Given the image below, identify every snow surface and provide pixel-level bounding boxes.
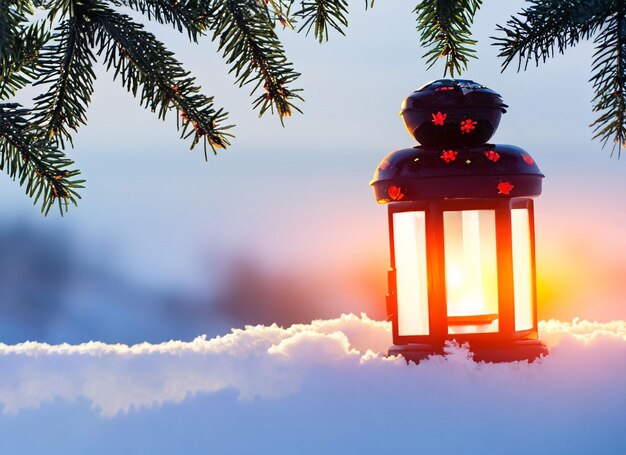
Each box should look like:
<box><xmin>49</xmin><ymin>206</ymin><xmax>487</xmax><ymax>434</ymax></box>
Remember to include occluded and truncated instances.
<box><xmin>0</xmin><ymin>314</ymin><xmax>624</xmax><ymax>454</ymax></box>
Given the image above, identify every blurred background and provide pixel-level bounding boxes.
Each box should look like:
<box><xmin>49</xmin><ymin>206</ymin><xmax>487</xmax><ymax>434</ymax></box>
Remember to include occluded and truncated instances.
<box><xmin>1</xmin><ymin>1</ymin><xmax>625</xmax><ymax>344</ymax></box>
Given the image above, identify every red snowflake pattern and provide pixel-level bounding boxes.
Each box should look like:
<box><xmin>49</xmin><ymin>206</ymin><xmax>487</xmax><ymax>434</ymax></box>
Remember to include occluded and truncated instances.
<box><xmin>497</xmin><ymin>181</ymin><xmax>514</xmax><ymax>195</ymax></box>
<box><xmin>521</xmin><ymin>153</ymin><xmax>535</xmax><ymax>165</ymax></box>
<box><xmin>431</xmin><ymin>112</ymin><xmax>447</xmax><ymax>126</ymax></box>
<box><xmin>436</xmin><ymin>86</ymin><xmax>454</xmax><ymax>91</ymax></box>
<box><xmin>484</xmin><ymin>150</ymin><xmax>500</xmax><ymax>162</ymax></box>
<box><xmin>387</xmin><ymin>185</ymin><xmax>405</xmax><ymax>201</ymax></box>
<box><xmin>440</xmin><ymin>150</ymin><xmax>458</xmax><ymax>163</ymax></box>
<box><xmin>460</xmin><ymin>119</ymin><xmax>477</xmax><ymax>134</ymax></box>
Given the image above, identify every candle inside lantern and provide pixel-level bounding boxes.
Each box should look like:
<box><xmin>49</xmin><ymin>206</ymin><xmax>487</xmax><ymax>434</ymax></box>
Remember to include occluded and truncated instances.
<box><xmin>444</xmin><ymin>210</ymin><xmax>499</xmax><ymax>334</ymax></box>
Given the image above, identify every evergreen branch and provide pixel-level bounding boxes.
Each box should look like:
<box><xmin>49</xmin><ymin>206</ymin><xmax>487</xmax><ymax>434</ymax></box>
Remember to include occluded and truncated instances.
<box><xmin>0</xmin><ymin>0</ymin><xmax>32</xmax><ymax>60</ymax></box>
<box><xmin>264</xmin><ymin>0</ymin><xmax>295</xmax><ymax>29</ymax></box>
<box><xmin>296</xmin><ymin>0</ymin><xmax>348</xmax><ymax>43</ymax></box>
<box><xmin>0</xmin><ymin>0</ymin><xmax>47</xmax><ymax>99</ymax></box>
<box><xmin>0</xmin><ymin>103</ymin><xmax>83</xmax><ymax>215</ymax></box>
<box><xmin>590</xmin><ymin>5</ymin><xmax>626</xmax><ymax>157</ymax></box>
<box><xmin>414</xmin><ymin>0</ymin><xmax>482</xmax><ymax>77</ymax></box>
<box><xmin>493</xmin><ymin>0</ymin><xmax>607</xmax><ymax>72</ymax></box>
<box><xmin>32</xmin><ymin>17</ymin><xmax>96</xmax><ymax>147</ymax></box>
<box><xmin>208</xmin><ymin>0</ymin><xmax>302</xmax><ymax>121</ymax></box>
<box><xmin>0</xmin><ymin>22</ymin><xmax>49</xmax><ymax>100</ymax></box>
<box><xmin>119</xmin><ymin>0</ymin><xmax>208</xmax><ymax>42</ymax></box>
<box><xmin>91</xmin><ymin>2</ymin><xmax>232</xmax><ymax>156</ymax></box>
<box><xmin>0</xmin><ymin>1</ymin><xmax>11</xmax><ymax>59</ymax></box>
<box><xmin>494</xmin><ymin>0</ymin><xmax>626</xmax><ymax>155</ymax></box>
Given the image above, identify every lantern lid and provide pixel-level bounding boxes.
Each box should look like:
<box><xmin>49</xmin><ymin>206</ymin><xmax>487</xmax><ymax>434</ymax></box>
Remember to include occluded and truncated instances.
<box><xmin>400</xmin><ymin>79</ymin><xmax>508</xmax><ymax>147</ymax></box>
<box><xmin>370</xmin><ymin>144</ymin><xmax>543</xmax><ymax>202</ymax></box>
<box><xmin>401</xmin><ymin>79</ymin><xmax>508</xmax><ymax>111</ymax></box>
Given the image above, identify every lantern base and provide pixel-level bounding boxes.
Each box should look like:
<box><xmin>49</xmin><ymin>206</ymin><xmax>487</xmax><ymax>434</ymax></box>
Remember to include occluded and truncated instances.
<box><xmin>389</xmin><ymin>339</ymin><xmax>548</xmax><ymax>364</ymax></box>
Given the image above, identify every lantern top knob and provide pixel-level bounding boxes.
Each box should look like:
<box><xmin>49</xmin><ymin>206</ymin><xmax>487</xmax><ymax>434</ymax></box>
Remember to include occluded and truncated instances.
<box><xmin>400</xmin><ymin>79</ymin><xmax>507</xmax><ymax>147</ymax></box>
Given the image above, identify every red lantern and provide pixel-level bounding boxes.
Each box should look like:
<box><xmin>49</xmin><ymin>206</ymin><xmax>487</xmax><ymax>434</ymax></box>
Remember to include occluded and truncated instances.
<box><xmin>371</xmin><ymin>80</ymin><xmax>548</xmax><ymax>363</ymax></box>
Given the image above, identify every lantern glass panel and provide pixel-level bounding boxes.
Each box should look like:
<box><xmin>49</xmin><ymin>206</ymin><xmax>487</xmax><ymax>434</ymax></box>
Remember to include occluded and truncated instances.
<box><xmin>444</xmin><ymin>210</ymin><xmax>499</xmax><ymax>334</ymax></box>
<box><xmin>393</xmin><ymin>211</ymin><xmax>429</xmax><ymax>336</ymax></box>
<box><xmin>512</xmin><ymin>208</ymin><xmax>534</xmax><ymax>331</ymax></box>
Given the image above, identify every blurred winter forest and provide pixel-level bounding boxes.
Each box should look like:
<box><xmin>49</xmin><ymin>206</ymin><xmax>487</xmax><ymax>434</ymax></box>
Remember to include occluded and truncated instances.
<box><xmin>0</xmin><ymin>220</ymin><xmax>386</xmax><ymax>344</ymax></box>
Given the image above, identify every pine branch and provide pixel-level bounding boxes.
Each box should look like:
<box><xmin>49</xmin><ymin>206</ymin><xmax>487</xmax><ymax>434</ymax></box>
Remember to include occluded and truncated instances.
<box><xmin>0</xmin><ymin>103</ymin><xmax>83</xmax><ymax>215</ymax></box>
<box><xmin>0</xmin><ymin>0</ymin><xmax>31</xmax><ymax>60</ymax></box>
<box><xmin>208</xmin><ymin>0</ymin><xmax>302</xmax><ymax>120</ymax></box>
<box><xmin>0</xmin><ymin>0</ymin><xmax>48</xmax><ymax>100</ymax></box>
<box><xmin>296</xmin><ymin>0</ymin><xmax>348</xmax><ymax>43</ymax></box>
<box><xmin>32</xmin><ymin>17</ymin><xmax>97</xmax><ymax>147</ymax></box>
<box><xmin>0</xmin><ymin>2</ymin><xmax>10</xmax><ymax>58</ymax></box>
<box><xmin>493</xmin><ymin>0</ymin><xmax>607</xmax><ymax>72</ymax></box>
<box><xmin>119</xmin><ymin>0</ymin><xmax>208</xmax><ymax>42</ymax></box>
<box><xmin>264</xmin><ymin>0</ymin><xmax>295</xmax><ymax>29</ymax></box>
<box><xmin>0</xmin><ymin>22</ymin><xmax>49</xmax><ymax>100</ymax></box>
<box><xmin>414</xmin><ymin>0</ymin><xmax>482</xmax><ymax>77</ymax></box>
<box><xmin>590</xmin><ymin>5</ymin><xmax>626</xmax><ymax>157</ymax></box>
<box><xmin>493</xmin><ymin>0</ymin><xmax>626</xmax><ymax>156</ymax></box>
<box><xmin>90</xmin><ymin>2</ymin><xmax>232</xmax><ymax>156</ymax></box>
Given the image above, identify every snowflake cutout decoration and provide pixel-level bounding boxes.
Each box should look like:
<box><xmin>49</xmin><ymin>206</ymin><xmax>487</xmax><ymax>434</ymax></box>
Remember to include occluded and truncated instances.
<box><xmin>440</xmin><ymin>150</ymin><xmax>458</xmax><ymax>163</ymax></box>
<box><xmin>387</xmin><ymin>185</ymin><xmax>405</xmax><ymax>201</ymax></box>
<box><xmin>431</xmin><ymin>112</ymin><xmax>447</xmax><ymax>126</ymax></box>
<box><xmin>497</xmin><ymin>181</ymin><xmax>514</xmax><ymax>195</ymax></box>
<box><xmin>484</xmin><ymin>150</ymin><xmax>500</xmax><ymax>162</ymax></box>
<box><xmin>460</xmin><ymin>119</ymin><xmax>477</xmax><ymax>134</ymax></box>
<box><xmin>521</xmin><ymin>153</ymin><xmax>535</xmax><ymax>165</ymax></box>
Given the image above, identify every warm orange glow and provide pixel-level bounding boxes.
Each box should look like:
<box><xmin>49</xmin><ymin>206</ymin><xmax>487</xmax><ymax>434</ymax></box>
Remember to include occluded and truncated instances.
<box><xmin>444</xmin><ymin>210</ymin><xmax>499</xmax><ymax>334</ymax></box>
<box><xmin>393</xmin><ymin>211</ymin><xmax>429</xmax><ymax>336</ymax></box>
<box><xmin>535</xmin><ymin>232</ymin><xmax>626</xmax><ymax>322</ymax></box>
<box><xmin>511</xmin><ymin>208</ymin><xmax>534</xmax><ymax>331</ymax></box>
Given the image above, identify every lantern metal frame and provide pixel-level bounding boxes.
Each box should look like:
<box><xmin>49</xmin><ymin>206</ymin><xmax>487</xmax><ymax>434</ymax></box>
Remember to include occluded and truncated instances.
<box><xmin>386</xmin><ymin>197</ymin><xmax>539</xmax><ymax>347</ymax></box>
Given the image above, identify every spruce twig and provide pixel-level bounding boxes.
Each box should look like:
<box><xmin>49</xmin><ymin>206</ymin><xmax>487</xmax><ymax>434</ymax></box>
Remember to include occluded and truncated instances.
<box><xmin>590</xmin><ymin>7</ymin><xmax>626</xmax><ymax>157</ymax></box>
<box><xmin>296</xmin><ymin>0</ymin><xmax>349</xmax><ymax>43</ymax></box>
<box><xmin>0</xmin><ymin>22</ymin><xmax>48</xmax><ymax>100</ymax></box>
<box><xmin>92</xmin><ymin>2</ymin><xmax>233</xmax><ymax>156</ymax></box>
<box><xmin>208</xmin><ymin>0</ymin><xmax>302</xmax><ymax>121</ymax></box>
<box><xmin>120</xmin><ymin>0</ymin><xmax>208</xmax><ymax>42</ymax></box>
<box><xmin>32</xmin><ymin>17</ymin><xmax>97</xmax><ymax>148</ymax></box>
<box><xmin>493</xmin><ymin>0</ymin><xmax>625</xmax><ymax>156</ymax></box>
<box><xmin>0</xmin><ymin>103</ymin><xmax>83</xmax><ymax>215</ymax></box>
<box><xmin>414</xmin><ymin>0</ymin><xmax>482</xmax><ymax>78</ymax></box>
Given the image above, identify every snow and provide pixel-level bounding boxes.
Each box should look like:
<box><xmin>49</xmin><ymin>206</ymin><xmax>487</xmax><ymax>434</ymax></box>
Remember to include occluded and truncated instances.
<box><xmin>0</xmin><ymin>314</ymin><xmax>624</xmax><ymax>454</ymax></box>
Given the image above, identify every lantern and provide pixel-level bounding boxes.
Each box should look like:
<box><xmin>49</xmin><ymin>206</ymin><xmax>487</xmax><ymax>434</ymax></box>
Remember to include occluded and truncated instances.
<box><xmin>370</xmin><ymin>79</ymin><xmax>548</xmax><ymax>363</ymax></box>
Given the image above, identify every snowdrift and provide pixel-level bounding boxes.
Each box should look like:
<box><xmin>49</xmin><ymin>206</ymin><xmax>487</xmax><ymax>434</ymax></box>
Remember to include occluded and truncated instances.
<box><xmin>0</xmin><ymin>315</ymin><xmax>624</xmax><ymax>454</ymax></box>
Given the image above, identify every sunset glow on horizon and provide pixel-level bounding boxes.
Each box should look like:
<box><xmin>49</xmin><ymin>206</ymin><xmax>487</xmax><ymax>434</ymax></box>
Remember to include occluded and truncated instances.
<box><xmin>264</xmin><ymin>193</ymin><xmax>626</xmax><ymax>329</ymax></box>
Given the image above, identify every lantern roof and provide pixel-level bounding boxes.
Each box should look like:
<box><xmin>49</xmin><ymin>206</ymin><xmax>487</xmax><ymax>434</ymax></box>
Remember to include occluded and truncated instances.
<box><xmin>370</xmin><ymin>144</ymin><xmax>543</xmax><ymax>203</ymax></box>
